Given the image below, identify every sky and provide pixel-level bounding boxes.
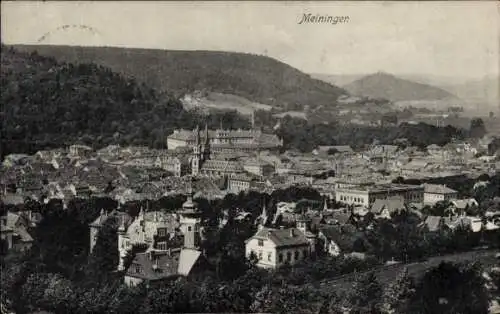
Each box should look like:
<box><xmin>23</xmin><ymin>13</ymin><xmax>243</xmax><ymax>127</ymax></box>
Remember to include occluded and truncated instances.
<box><xmin>2</xmin><ymin>1</ymin><xmax>499</xmax><ymax>80</ymax></box>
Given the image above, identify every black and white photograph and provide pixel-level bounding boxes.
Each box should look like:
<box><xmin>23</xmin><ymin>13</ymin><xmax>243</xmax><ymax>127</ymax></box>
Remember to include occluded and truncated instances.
<box><xmin>1</xmin><ymin>1</ymin><xmax>499</xmax><ymax>313</ymax></box>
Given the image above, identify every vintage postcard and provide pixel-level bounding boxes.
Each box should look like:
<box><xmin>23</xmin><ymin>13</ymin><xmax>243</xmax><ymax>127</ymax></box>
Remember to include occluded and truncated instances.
<box><xmin>1</xmin><ymin>1</ymin><xmax>499</xmax><ymax>313</ymax></box>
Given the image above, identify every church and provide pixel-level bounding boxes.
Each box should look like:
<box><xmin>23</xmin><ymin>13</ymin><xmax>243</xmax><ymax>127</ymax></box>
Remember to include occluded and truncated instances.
<box><xmin>188</xmin><ymin>124</ymin><xmax>281</xmax><ymax>178</ymax></box>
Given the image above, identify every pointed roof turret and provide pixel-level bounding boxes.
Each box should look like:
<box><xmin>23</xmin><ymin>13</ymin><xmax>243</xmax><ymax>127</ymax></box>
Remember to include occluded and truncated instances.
<box><xmin>118</xmin><ymin>216</ymin><xmax>126</xmax><ymax>232</ymax></box>
<box><xmin>261</xmin><ymin>198</ymin><xmax>267</xmax><ymax>219</ymax></box>
<box><xmin>204</xmin><ymin>123</ymin><xmax>209</xmax><ymax>145</ymax></box>
<box><xmin>194</xmin><ymin>125</ymin><xmax>200</xmax><ymax>145</ymax></box>
<box><xmin>181</xmin><ymin>176</ymin><xmax>199</xmax><ymax>214</ymax></box>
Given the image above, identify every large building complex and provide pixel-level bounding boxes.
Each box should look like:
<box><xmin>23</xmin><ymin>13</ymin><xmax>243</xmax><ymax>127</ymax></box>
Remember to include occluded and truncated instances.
<box><xmin>335</xmin><ymin>183</ymin><xmax>424</xmax><ymax>207</ymax></box>
<box><xmin>167</xmin><ymin>127</ymin><xmax>283</xmax><ymax>153</ymax></box>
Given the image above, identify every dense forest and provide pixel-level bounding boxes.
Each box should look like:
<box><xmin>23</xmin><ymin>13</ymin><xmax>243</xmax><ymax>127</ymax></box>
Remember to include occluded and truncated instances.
<box><xmin>1</xmin><ymin>45</ymin><xmax>468</xmax><ymax>158</ymax></box>
<box><xmin>0</xmin><ymin>46</ymin><xmax>251</xmax><ymax>157</ymax></box>
<box><xmin>10</xmin><ymin>44</ymin><xmax>347</xmax><ymax>111</ymax></box>
<box><xmin>275</xmin><ymin>116</ymin><xmax>465</xmax><ymax>151</ymax></box>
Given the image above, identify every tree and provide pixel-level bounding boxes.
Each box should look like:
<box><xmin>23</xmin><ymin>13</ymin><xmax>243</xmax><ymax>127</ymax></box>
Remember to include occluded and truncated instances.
<box><xmin>409</xmin><ymin>261</ymin><xmax>489</xmax><ymax>314</ymax></box>
<box><xmin>488</xmin><ymin>137</ymin><xmax>500</xmax><ymax>155</ymax></box>
<box><xmin>469</xmin><ymin>118</ymin><xmax>487</xmax><ymax>139</ymax></box>
<box><xmin>349</xmin><ymin>272</ymin><xmax>383</xmax><ymax>314</ymax></box>
<box><xmin>382</xmin><ymin>267</ymin><xmax>416</xmax><ymax>313</ymax></box>
<box><xmin>85</xmin><ymin>216</ymin><xmax>120</xmax><ymax>284</ymax></box>
<box><xmin>327</xmin><ymin>147</ymin><xmax>339</xmax><ymax>155</ymax></box>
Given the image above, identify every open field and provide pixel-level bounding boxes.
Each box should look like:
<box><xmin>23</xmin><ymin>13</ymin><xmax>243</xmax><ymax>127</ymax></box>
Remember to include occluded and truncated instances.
<box><xmin>182</xmin><ymin>92</ymin><xmax>273</xmax><ymax>115</ymax></box>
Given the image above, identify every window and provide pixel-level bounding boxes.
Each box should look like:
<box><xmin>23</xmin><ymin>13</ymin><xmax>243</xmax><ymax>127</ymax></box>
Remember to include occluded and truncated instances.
<box><xmin>267</xmin><ymin>252</ymin><xmax>272</xmax><ymax>262</ymax></box>
<box><xmin>287</xmin><ymin>252</ymin><xmax>292</xmax><ymax>261</ymax></box>
<box><xmin>258</xmin><ymin>251</ymin><xmax>263</xmax><ymax>260</ymax></box>
<box><xmin>258</xmin><ymin>239</ymin><xmax>264</xmax><ymax>246</ymax></box>
<box><xmin>294</xmin><ymin>251</ymin><xmax>299</xmax><ymax>260</ymax></box>
<box><xmin>158</xmin><ymin>228</ymin><xmax>166</xmax><ymax>237</ymax></box>
<box><xmin>188</xmin><ymin>226</ymin><xmax>192</xmax><ymax>232</ymax></box>
<box><xmin>134</xmin><ymin>264</ymin><xmax>142</xmax><ymax>274</ymax></box>
<box><xmin>303</xmin><ymin>249</ymin><xmax>308</xmax><ymax>258</ymax></box>
<box><xmin>278</xmin><ymin>253</ymin><xmax>283</xmax><ymax>263</ymax></box>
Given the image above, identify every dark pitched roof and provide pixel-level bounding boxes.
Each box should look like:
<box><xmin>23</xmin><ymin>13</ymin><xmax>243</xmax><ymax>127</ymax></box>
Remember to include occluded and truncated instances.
<box><xmin>319</xmin><ymin>225</ymin><xmax>366</xmax><ymax>252</ymax></box>
<box><xmin>251</xmin><ymin>227</ymin><xmax>309</xmax><ymax>248</ymax></box>
<box><xmin>370</xmin><ymin>196</ymin><xmax>406</xmax><ymax>215</ymax></box>
<box><xmin>330</xmin><ymin>211</ymin><xmax>352</xmax><ymax>225</ymax></box>
<box><xmin>423</xmin><ymin>184</ymin><xmax>457</xmax><ymax>195</ymax></box>
<box><xmin>126</xmin><ymin>249</ymin><xmax>181</xmax><ymax>281</ymax></box>
<box><xmin>126</xmin><ymin>248</ymin><xmax>204</xmax><ymax>281</ymax></box>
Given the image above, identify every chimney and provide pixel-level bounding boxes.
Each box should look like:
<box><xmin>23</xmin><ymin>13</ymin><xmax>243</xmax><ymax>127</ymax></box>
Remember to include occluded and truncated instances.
<box><xmin>290</xmin><ymin>228</ymin><xmax>295</xmax><ymax>237</ymax></box>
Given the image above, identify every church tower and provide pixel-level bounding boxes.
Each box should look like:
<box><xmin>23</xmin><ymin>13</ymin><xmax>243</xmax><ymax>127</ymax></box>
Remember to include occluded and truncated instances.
<box><xmin>202</xmin><ymin>123</ymin><xmax>210</xmax><ymax>162</ymax></box>
<box><xmin>191</xmin><ymin>125</ymin><xmax>202</xmax><ymax>176</ymax></box>
<box><xmin>179</xmin><ymin>178</ymin><xmax>202</xmax><ymax>250</ymax></box>
<box><xmin>117</xmin><ymin>217</ymin><xmax>127</xmax><ymax>271</ymax></box>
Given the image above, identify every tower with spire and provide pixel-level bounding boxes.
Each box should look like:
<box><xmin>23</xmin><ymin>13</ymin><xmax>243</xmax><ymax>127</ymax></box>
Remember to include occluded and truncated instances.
<box><xmin>191</xmin><ymin>125</ymin><xmax>202</xmax><ymax>176</ymax></box>
<box><xmin>257</xmin><ymin>199</ymin><xmax>268</xmax><ymax>230</ymax></box>
<box><xmin>202</xmin><ymin>123</ymin><xmax>210</xmax><ymax>162</ymax></box>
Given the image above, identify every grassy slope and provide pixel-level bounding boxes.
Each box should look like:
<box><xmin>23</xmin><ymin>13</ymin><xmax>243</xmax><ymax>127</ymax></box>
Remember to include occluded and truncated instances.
<box><xmin>311</xmin><ymin>249</ymin><xmax>498</xmax><ymax>294</ymax></box>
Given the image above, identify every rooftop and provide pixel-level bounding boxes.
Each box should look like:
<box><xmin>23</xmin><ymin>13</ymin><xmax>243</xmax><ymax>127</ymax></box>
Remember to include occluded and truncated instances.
<box><xmin>250</xmin><ymin>227</ymin><xmax>309</xmax><ymax>248</ymax></box>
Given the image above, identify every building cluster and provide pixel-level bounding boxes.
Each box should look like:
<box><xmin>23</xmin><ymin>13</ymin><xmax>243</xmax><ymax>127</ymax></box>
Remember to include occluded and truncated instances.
<box><xmin>1</xmin><ymin>127</ymin><xmax>500</xmax><ymax>284</ymax></box>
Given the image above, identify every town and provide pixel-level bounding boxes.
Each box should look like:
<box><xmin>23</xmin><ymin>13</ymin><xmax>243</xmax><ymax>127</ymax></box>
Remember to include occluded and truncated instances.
<box><xmin>2</xmin><ymin>2</ymin><xmax>500</xmax><ymax>313</ymax></box>
<box><xmin>2</xmin><ymin>121</ymin><xmax>500</xmax><ymax>313</ymax></box>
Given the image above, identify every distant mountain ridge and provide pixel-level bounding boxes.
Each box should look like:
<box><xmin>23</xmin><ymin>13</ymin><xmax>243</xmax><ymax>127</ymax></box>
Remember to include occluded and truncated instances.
<box><xmin>439</xmin><ymin>76</ymin><xmax>499</xmax><ymax>108</ymax></box>
<box><xmin>310</xmin><ymin>73</ymin><xmax>363</xmax><ymax>88</ymax></box>
<box><xmin>341</xmin><ymin>72</ymin><xmax>458</xmax><ymax>102</ymax></box>
<box><xmin>10</xmin><ymin>44</ymin><xmax>347</xmax><ymax>110</ymax></box>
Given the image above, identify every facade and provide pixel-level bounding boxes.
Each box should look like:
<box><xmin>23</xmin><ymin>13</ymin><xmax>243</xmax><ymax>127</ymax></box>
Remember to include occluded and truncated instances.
<box><xmin>123</xmin><ymin>183</ymin><xmax>207</xmax><ymax>286</ymax></box>
<box><xmin>89</xmin><ymin>209</ymin><xmax>133</xmax><ymax>253</ymax></box>
<box><xmin>199</xmin><ymin>159</ymin><xmax>245</xmax><ymax>177</ymax></box>
<box><xmin>0</xmin><ymin>212</ymin><xmax>33</xmax><ymax>253</ymax></box>
<box><xmin>245</xmin><ymin>227</ymin><xmax>313</xmax><ymax>269</ymax></box>
<box><xmin>117</xmin><ymin>209</ymin><xmax>181</xmax><ymax>271</ymax></box>
<box><xmin>68</xmin><ymin>144</ymin><xmax>93</xmax><ymax>158</ymax></box>
<box><xmin>167</xmin><ymin>127</ymin><xmax>283</xmax><ymax>152</ymax></box>
<box><xmin>335</xmin><ymin>183</ymin><xmax>424</xmax><ymax>207</ymax></box>
<box><xmin>423</xmin><ymin>184</ymin><xmax>458</xmax><ymax>205</ymax></box>
<box><xmin>227</xmin><ymin>173</ymin><xmax>264</xmax><ymax>194</ymax></box>
<box><xmin>243</xmin><ymin>159</ymin><xmax>275</xmax><ymax>177</ymax></box>
<box><xmin>155</xmin><ymin>155</ymin><xmax>190</xmax><ymax>177</ymax></box>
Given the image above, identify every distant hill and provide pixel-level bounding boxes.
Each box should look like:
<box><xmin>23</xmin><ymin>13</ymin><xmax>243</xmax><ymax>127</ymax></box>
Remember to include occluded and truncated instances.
<box><xmin>440</xmin><ymin>76</ymin><xmax>499</xmax><ymax>109</ymax></box>
<box><xmin>10</xmin><ymin>44</ymin><xmax>347</xmax><ymax>110</ymax></box>
<box><xmin>398</xmin><ymin>74</ymin><xmax>499</xmax><ymax>112</ymax></box>
<box><xmin>310</xmin><ymin>73</ymin><xmax>364</xmax><ymax>88</ymax></box>
<box><xmin>343</xmin><ymin>72</ymin><xmax>458</xmax><ymax>102</ymax></box>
